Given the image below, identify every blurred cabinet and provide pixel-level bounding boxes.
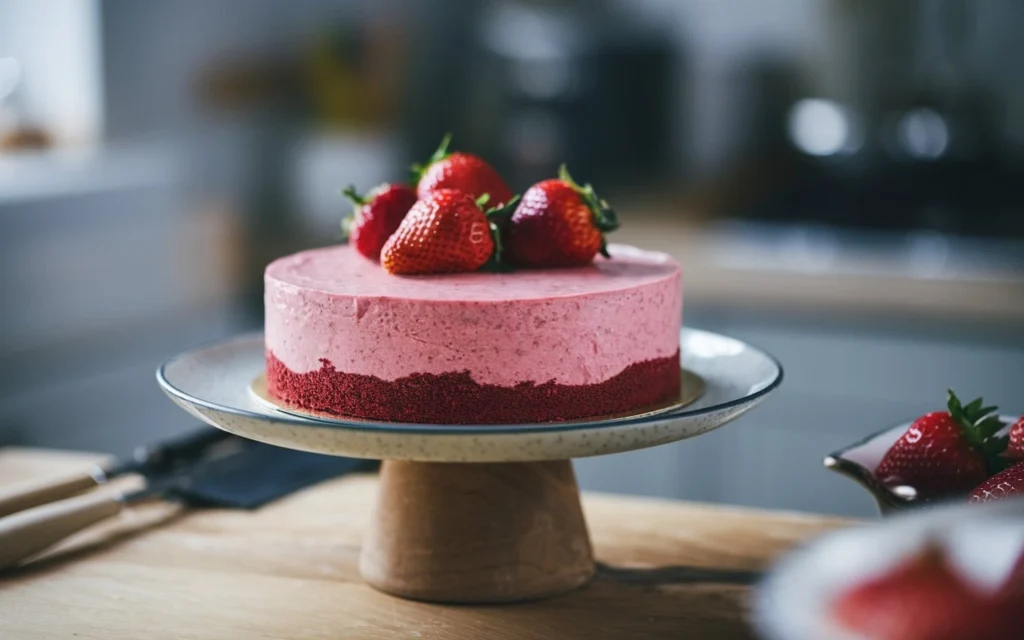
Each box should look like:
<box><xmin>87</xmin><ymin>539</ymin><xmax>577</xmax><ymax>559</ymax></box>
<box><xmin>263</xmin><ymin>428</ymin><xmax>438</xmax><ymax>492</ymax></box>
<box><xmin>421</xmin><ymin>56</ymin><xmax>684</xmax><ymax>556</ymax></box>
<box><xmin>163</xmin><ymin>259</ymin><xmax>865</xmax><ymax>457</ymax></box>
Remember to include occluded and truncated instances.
<box><xmin>576</xmin><ymin>312</ymin><xmax>1024</xmax><ymax>518</ymax></box>
<box><xmin>0</xmin><ymin>146</ymin><xmax>252</xmax><ymax>455</ymax></box>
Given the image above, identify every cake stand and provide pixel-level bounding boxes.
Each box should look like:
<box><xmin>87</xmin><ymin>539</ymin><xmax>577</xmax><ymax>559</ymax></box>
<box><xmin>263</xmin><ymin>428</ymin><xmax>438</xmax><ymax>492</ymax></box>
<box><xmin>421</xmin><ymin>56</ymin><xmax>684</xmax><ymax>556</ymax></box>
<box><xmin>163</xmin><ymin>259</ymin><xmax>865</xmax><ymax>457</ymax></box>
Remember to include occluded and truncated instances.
<box><xmin>157</xmin><ymin>328</ymin><xmax>782</xmax><ymax>603</ymax></box>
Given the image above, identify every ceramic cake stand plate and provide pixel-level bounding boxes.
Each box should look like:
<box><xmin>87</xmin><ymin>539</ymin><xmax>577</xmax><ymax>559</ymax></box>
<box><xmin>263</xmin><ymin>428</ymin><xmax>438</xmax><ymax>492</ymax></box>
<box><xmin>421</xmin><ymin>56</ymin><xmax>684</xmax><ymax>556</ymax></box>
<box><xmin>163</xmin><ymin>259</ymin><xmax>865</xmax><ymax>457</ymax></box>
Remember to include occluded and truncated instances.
<box><xmin>158</xmin><ymin>328</ymin><xmax>783</xmax><ymax>603</ymax></box>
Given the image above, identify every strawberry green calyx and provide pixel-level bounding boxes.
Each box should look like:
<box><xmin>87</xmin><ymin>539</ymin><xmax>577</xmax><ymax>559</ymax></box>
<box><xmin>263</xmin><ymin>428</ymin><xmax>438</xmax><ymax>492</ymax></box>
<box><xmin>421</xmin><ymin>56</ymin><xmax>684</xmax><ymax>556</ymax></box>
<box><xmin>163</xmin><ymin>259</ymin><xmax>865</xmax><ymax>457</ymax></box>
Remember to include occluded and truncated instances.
<box><xmin>342</xmin><ymin>185</ymin><xmax>369</xmax><ymax>207</ymax></box>
<box><xmin>558</xmin><ymin>164</ymin><xmax>619</xmax><ymax>257</ymax></box>
<box><xmin>474</xmin><ymin>193</ymin><xmax>520</xmax><ymax>268</ymax></box>
<box><xmin>483</xmin><ymin>193</ymin><xmax>520</xmax><ymax>221</ymax></box>
<box><xmin>947</xmin><ymin>389</ymin><xmax>1010</xmax><ymax>473</ymax></box>
<box><xmin>340</xmin><ymin>185</ymin><xmax>367</xmax><ymax>239</ymax></box>
<box><xmin>410</xmin><ymin>132</ymin><xmax>453</xmax><ymax>185</ymax></box>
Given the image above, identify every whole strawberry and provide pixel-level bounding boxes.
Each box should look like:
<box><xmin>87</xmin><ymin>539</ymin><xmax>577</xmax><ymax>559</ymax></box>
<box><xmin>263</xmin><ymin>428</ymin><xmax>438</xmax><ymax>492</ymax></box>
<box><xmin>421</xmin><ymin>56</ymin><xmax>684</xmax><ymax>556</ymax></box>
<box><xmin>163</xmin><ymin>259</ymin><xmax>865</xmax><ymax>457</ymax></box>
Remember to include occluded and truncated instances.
<box><xmin>875</xmin><ymin>391</ymin><xmax>1008</xmax><ymax>500</ymax></box>
<box><xmin>342</xmin><ymin>183</ymin><xmax>417</xmax><ymax>260</ymax></box>
<box><xmin>1006</xmin><ymin>417</ymin><xmax>1024</xmax><ymax>459</ymax></box>
<box><xmin>504</xmin><ymin>165</ymin><xmax>620</xmax><ymax>268</ymax></box>
<box><xmin>970</xmin><ymin>461</ymin><xmax>1024</xmax><ymax>503</ymax></box>
<box><xmin>831</xmin><ymin>545</ymin><xmax>1020</xmax><ymax>640</ymax></box>
<box><xmin>413</xmin><ymin>133</ymin><xmax>514</xmax><ymax>206</ymax></box>
<box><xmin>381</xmin><ymin>189</ymin><xmax>514</xmax><ymax>275</ymax></box>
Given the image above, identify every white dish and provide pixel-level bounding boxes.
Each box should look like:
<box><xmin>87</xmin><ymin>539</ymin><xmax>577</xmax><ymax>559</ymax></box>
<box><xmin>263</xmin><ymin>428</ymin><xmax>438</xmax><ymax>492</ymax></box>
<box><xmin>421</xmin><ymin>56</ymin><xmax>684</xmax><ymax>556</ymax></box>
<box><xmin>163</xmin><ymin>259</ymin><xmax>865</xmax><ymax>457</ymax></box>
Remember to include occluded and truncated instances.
<box><xmin>157</xmin><ymin>328</ymin><xmax>783</xmax><ymax>463</ymax></box>
<box><xmin>825</xmin><ymin>416</ymin><xmax>1022</xmax><ymax>514</ymax></box>
<box><xmin>753</xmin><ymin>497</ymin><xmax>1024</xmax><ymax>640</ymax></box>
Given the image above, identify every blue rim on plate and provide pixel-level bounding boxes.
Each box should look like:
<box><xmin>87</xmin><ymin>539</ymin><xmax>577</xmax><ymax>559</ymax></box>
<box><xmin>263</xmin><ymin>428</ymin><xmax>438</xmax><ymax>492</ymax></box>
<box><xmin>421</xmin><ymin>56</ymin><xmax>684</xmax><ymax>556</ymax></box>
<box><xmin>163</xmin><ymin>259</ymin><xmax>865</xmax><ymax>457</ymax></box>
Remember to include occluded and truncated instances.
<box><xmin>156</xmin><ymin>328</ymin><xmax>785</xmax><ymax>436</ymax></box>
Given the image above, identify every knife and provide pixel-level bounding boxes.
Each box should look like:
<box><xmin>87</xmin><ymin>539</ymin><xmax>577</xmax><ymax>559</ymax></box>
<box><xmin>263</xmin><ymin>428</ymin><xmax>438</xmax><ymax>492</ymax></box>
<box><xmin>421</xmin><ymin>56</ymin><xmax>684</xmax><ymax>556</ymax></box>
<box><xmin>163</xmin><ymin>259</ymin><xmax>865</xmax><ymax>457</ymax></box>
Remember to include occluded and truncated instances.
<box><xmin>0</xmin><ymin>426</ymin><xmax>231</xmax><ymax>518</ymax></box>
<box><xmin>0</xmin><ymin>438</ymin><xmax>376</xmax><ymax>571</ymax></box>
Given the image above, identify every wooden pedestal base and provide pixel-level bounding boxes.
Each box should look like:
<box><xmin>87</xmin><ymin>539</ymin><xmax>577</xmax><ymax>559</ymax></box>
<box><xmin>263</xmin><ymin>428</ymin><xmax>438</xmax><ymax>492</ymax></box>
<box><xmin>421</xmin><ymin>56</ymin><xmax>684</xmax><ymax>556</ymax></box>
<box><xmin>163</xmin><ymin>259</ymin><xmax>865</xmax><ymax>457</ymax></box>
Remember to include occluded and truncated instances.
<box><xmin>359</xmin><ymin>460</ymin><xmax>595</xmax><ymax>603</ymax></box>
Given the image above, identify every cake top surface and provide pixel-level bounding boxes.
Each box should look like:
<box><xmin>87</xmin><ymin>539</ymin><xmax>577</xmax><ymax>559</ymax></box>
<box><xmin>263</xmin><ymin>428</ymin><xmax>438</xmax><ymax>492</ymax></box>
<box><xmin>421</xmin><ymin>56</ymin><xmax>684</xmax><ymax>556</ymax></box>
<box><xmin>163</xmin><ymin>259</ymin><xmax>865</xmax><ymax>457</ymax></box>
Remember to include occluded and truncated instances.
<box><xmin>266</xmin><ymin>243</ymin><xmax>679</xmax><ymax>302</ymax></box>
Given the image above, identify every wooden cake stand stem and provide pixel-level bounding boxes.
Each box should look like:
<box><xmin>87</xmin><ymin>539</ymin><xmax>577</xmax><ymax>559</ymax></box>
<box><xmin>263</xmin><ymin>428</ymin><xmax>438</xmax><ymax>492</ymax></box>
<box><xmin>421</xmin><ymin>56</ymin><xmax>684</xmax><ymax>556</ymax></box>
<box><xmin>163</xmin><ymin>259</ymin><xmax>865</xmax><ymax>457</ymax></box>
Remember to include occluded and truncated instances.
<box><xmin>359</xmin><ymin>459</ymin><xmax>595</xmax><ymax>603</ymax></box>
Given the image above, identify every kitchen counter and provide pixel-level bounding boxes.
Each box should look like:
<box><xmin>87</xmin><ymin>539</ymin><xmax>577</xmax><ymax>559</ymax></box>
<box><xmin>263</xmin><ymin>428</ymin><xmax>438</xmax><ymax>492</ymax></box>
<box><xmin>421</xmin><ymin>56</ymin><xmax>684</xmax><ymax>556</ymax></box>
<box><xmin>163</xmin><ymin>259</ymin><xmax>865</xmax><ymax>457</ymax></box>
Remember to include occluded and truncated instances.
<box><xmin>612</xmin><ymin>202</ymin><xmax>1024</xmax><ymax>325</ymax></box>
<box><xmin>0</xmin><ymin>447</ymin><xmax>851</xmax><ymax>639</ymax></box>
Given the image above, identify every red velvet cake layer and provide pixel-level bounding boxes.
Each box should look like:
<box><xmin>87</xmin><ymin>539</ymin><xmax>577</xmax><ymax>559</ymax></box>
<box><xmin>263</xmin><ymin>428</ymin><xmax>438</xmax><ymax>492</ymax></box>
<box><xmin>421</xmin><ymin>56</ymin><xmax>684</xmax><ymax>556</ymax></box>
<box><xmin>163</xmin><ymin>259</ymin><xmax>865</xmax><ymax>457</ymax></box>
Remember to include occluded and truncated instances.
<box><xmin>266</xmin><ymin>351</ymin><xmax>681</xmax><ymax>425</ymax></box>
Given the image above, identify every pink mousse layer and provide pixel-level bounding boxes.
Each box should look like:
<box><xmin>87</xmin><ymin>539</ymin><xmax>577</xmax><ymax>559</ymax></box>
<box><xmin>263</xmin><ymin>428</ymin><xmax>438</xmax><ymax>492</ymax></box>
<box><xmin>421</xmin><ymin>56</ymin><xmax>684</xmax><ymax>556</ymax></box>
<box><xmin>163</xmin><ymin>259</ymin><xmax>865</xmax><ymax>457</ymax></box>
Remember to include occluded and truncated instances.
<box><xmin>264</xmin><ymin>243</ymin><xmax>682</xmax><ymax>387</ymax></box>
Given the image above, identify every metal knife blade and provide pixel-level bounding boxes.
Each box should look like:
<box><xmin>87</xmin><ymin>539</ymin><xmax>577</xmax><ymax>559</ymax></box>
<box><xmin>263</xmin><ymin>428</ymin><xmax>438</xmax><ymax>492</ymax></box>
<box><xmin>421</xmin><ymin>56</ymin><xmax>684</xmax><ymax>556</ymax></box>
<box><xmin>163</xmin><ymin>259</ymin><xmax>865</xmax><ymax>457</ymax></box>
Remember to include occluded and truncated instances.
<box><xmin>132</xmin><ymin>440</ymin><xmax>378</xmax><ymax>510</ymax></box>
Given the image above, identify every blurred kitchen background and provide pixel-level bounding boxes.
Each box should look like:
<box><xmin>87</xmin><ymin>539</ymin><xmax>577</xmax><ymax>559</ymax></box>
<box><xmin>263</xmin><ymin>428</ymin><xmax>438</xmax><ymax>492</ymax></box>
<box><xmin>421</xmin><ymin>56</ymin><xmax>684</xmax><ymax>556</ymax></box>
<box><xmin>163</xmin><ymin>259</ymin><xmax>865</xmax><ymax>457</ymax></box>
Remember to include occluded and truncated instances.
<box><xmin>1</xmin><ymin>0</ymin><xmax>1022</xmax><ymax>518</ymax></box>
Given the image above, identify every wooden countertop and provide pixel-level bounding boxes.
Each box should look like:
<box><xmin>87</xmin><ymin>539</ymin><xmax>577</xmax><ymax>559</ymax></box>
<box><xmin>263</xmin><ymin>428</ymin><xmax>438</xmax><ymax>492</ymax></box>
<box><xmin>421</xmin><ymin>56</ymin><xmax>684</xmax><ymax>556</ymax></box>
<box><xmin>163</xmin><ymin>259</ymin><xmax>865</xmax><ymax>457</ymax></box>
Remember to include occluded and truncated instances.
<box><xmin>0</xmin><ymin>448</ymin><xmax>851</xmax><ymax>639</ymax></box>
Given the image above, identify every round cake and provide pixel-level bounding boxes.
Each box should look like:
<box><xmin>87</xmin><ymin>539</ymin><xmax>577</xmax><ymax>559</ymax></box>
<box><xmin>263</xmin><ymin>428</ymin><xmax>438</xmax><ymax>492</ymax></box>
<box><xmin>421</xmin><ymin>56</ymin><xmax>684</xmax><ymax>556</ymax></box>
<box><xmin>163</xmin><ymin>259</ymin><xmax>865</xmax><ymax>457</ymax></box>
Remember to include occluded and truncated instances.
<box><xmin>264</xmin><ymin>242</ymin><xmax>682</xmax><ymax>424</ymax></box>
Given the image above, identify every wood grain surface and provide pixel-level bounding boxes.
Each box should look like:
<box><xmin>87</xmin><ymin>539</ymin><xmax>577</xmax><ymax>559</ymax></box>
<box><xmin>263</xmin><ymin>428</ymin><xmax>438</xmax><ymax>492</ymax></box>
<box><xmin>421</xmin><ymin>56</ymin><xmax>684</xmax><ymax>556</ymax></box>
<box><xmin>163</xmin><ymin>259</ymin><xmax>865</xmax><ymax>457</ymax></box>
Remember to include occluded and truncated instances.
<box><xmin>360</xmin><ymin>460</ymin><xmax>594</xmax><ymax>602</ymax></box>
<box><xmin>0</xmin><ymin>448</ymin><xmax>852</xmax><ymax>639</ymax></box>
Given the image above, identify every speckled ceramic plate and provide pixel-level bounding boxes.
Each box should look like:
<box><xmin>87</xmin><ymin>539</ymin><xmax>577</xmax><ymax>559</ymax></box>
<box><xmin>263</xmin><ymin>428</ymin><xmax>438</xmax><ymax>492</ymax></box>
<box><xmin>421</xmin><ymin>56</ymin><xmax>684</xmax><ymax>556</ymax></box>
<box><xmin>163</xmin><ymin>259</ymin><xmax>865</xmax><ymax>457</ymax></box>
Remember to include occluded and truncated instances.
<box><xmin>156</xmin><ymin>328</ymin><xmax>783</xmax><ymax>462</ymax></box>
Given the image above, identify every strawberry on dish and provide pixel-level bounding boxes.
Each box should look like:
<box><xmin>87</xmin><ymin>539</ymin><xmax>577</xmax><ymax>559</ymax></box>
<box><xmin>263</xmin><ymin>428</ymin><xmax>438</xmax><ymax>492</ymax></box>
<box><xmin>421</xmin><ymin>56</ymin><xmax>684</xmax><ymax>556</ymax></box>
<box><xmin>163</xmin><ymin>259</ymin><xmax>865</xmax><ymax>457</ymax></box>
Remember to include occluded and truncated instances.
<box><xmin>1005</xmin><ymin>417</ymin><xmax>1024</xmax><ymax>460</ymax></box>
<box><xmin>874</xmin><ymin>391</ymin><xmax>1009</xmax><ymax>500</ymax></box>
<box><xmin>971</xmin><ymin>461</ymin><xmax>1024</xmax><ymax>503</ymax></box>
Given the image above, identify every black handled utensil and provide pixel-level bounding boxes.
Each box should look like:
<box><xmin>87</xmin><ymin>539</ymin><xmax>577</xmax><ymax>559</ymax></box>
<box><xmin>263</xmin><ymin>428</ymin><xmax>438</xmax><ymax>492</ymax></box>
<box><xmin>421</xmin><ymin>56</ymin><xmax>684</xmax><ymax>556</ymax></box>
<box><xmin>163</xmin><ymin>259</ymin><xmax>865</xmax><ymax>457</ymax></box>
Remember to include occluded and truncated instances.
<box><xmin>0</xmin><ymin>438</ymin><xmax>377</xmax><ymax>571</ymax></box>
<box><xmin>0</xmin><ymin>426</ymin><xmax>232</xmax><ymax>518</ymax></box>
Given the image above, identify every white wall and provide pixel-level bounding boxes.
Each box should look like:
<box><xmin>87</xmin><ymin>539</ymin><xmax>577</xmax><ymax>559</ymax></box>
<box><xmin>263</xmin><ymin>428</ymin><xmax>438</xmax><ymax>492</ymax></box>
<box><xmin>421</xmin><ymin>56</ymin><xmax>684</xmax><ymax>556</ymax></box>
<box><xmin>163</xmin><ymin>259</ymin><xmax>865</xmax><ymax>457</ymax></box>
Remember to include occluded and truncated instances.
<box><xmin>0</xmin><ymin>0</ymin><xmax>104</xmax><ymax>145</ymax></box>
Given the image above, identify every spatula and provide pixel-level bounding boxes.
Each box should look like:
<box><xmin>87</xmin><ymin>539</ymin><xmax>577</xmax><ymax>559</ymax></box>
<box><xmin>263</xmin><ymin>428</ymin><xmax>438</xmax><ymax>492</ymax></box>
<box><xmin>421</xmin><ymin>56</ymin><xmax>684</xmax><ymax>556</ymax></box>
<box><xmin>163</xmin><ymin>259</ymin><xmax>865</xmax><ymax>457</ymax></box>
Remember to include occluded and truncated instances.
<box><xmin>0</xmin><ymin>437</ymin><xmax>377</xmax><ymax>571</ymax></box>
<box><xmin>0</xmin><ymin>426</ymin><xmax>232</xmax><ymax>518</ymax></box>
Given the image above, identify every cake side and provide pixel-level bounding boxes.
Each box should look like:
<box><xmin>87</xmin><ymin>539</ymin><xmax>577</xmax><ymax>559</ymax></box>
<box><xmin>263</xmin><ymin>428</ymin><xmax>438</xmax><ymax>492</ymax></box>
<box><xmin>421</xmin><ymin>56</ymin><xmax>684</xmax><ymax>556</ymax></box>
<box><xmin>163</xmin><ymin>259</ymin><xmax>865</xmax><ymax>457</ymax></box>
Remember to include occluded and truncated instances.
<box><xmin>264</xmin><ymin>243</ymin><xmax>682</xmax><ymax>423</ymax></box>
<box><xmin>265</xmin><ymin>243</ymin><xmax>681</xmax><ymax>386</ymax></box>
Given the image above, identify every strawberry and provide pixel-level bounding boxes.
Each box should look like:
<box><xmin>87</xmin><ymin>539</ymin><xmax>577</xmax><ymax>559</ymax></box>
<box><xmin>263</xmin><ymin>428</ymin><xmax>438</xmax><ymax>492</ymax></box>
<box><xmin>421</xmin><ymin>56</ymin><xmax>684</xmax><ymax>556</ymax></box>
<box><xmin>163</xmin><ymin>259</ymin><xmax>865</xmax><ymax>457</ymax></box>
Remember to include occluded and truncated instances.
<box><xmin>342</xmin><ymin>183</ymin><xmax>417</xmax><ymax>260</ymax></box>
<box><xmin>970</xmin><ymin>461</ymin><xmax>1024</xmax><ymax>503</ymax></box>
<box><xmin>874</xmin><ymin>391</ymin><xmax>1008</xmax><ymax>500</ymax></box>
<box><xmin>504</xmin><ymin>165</ymin><xmax>620</xmax><ymax>268</ymax></box>
<box><xmin>831</xmin><ymin>544</ymin><xmax>1020</xmax><ymax>640</ymax></box>
<box><xmin>413</xmin><ymin>133</ymin><xmax>514</xmax><ymax>206</ymax></box>
<box><xmin>381</xmin><ymin>189</ymin><xmax>516</xmax><ymax>276</ymax></box>
<box><xmin>1006</xmin><ymin>417</ymin><xmax>1024</xmax><ymax>460</ymax></box>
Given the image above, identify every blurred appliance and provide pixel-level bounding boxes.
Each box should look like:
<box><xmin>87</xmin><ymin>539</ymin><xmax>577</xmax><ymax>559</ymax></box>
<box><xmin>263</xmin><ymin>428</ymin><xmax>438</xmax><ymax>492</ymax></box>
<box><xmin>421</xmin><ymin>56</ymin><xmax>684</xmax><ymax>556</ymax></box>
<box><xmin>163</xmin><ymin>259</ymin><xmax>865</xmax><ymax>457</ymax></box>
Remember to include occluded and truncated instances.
<box><xmin>461</xmin><ymin>0</ymin><xmax>676</xmax><ymax>191</ymax></box>
<box><xmin>738</xmin><ymin>0</ymin><xmax>1024</xmax><ymax>239</ymax></box>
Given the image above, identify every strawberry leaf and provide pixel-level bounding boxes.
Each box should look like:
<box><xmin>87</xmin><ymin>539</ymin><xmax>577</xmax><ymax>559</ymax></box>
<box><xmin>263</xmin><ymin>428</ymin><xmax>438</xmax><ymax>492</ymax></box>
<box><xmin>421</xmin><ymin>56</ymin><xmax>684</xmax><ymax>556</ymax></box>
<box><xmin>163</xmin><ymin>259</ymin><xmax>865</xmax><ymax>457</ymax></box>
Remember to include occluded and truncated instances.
<box><xmin>483</xmin><ymin>194</ymin><xmax>520</xmax><ymax>221</ymax></box>
<box><xmin>410</xmin><ymin>132</ymin><xmax>453</xmax><ymax>185</ymax></box>
<box><xmin>342</xmin><ymin>185</ymin><xmax>369</xmax><ymax>207</ymax></box>
<box><xmin>488</xmin><ymin>220</ymin><xmax>505</xmax><ymax>267</ymax></box>
<box><xmin>340</xmin><ymin>185</ymin><xmax>370</xmax><ymax>241</ymax></box>
<box><xmin>947</xmin><ymin>389</ymin><xmax>1010</xmax><ymax>474</ymax></box>
<box><xmin>558</xmin><ymin>163</ymin><xmax>620</xmax><ymax>250</ymax></box>
<box><xmin>983</xmin><ymin>435</ymin><xmax>1009</xmax><ymax>454</ymax></box>
<box><xmin>978</xmin><ymin>416</ymin><xmax>1007</xmax><ymax>439</ymax></box>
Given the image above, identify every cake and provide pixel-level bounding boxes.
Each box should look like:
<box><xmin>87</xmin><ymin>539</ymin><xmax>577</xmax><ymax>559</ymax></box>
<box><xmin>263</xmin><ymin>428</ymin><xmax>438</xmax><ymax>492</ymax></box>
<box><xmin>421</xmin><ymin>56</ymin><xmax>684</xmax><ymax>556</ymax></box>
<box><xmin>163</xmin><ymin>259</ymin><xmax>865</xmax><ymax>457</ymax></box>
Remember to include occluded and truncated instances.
<box><xmin>264</xmin><ymin>243</ymin><xmax>682</xmax><ymax>424</ymax></box>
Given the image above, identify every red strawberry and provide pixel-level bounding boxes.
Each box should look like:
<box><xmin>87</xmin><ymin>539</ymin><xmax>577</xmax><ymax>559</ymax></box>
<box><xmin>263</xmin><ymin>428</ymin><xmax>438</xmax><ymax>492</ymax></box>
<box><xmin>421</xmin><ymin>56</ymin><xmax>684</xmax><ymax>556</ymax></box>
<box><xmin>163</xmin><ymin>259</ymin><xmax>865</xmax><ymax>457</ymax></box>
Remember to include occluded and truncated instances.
<box><xmin>504</xmin><ymin>165</ymin><xmax>620</xmax><ymax>268</ymax></box>
<box><xmin>831</xmin><ymin>545</ymin><xmax>1020</xmax><ymax>640</ymax></box>
<box><xmin>875</xmin><ymin>391</ymin><xmax>1008</xmax><ymax>500</ymax></box>
<box><xmin>342</xmin><ymin>183</ymin><xmax>417</xmax><ymax>260</ymax></box>
<box><xmin>413</xmin><ymin>133</ymin><xmax>514</xmax><ymax>206</ymax></box>
<box><xmin>1006</xmin><ymin>417</ymin><xmax>1024</xmax><ymax>460</ymax></box>
<box><xmin>970</xmin><ymin>461</ymin><xmax>1024</xmax><ymax>503</ymax></box>
<box><xmin>381</xmin><ymin>189</ymin><xmax>513</xmax><ymax>275</ymax></box>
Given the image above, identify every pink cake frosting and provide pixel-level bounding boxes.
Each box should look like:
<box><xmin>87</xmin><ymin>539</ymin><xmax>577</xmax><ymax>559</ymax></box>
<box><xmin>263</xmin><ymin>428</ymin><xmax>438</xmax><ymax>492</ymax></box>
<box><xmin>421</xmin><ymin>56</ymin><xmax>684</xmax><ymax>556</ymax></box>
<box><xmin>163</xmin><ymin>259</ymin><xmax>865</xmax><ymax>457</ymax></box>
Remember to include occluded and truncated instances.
<box><xmin>264</xmin><ymin>243</ymin><xmax>682</xmax><ymax>388</ymax></box>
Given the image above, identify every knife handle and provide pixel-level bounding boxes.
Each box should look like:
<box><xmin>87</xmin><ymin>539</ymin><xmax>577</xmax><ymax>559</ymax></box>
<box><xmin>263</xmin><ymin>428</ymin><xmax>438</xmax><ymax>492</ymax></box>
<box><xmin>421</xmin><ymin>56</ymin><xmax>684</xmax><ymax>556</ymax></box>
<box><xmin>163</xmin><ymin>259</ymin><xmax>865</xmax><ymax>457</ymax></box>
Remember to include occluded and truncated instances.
<box><xmin>0</xmin><ymin>468</ymin><xmax>105</xmax><ymax>518</ymax></box>
<box><xmin>0</xmin><ymin>490</ymin><xmax>124</xmax><ymax>571</ymax></box>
